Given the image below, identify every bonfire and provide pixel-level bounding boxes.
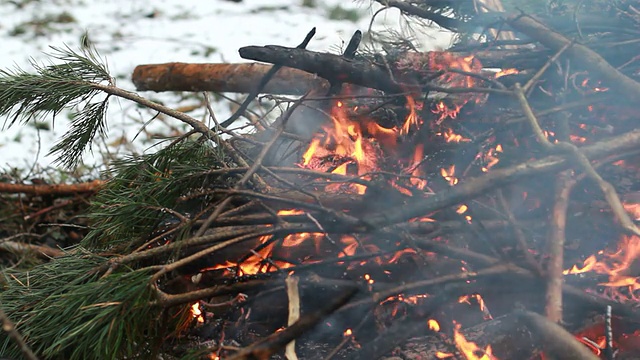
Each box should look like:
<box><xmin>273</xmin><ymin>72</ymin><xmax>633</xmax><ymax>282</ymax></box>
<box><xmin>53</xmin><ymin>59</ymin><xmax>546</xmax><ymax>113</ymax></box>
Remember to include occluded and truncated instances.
<box><xmin>2</xmin><ymin>1</ymin><xmax>640</xmax><ymax>359</ymax></box>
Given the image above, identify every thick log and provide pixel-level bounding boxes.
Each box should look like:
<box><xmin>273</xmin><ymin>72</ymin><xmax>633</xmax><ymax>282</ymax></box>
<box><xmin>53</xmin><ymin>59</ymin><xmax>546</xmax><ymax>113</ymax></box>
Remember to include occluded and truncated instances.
<box><xmin>132</xmin><ymin>62</ymin><xmax>328</xmax><ymax>95</ymax></box>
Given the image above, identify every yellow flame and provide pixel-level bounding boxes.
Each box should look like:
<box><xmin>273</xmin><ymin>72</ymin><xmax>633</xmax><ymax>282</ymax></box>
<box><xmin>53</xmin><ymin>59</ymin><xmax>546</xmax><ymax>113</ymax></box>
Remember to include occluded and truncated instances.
<box><xmin>428</xmin><ymin>319</ymin><xmax>441</xmax><ymax>332</ymax></box>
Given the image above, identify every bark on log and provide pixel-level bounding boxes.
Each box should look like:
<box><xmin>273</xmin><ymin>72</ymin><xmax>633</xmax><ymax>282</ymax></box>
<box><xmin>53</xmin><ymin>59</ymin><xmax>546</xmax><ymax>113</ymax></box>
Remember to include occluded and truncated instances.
<box><xmin>132</xmin><ymin>62</ymin><xmax>328</xmax><ymax>95</ymax></box>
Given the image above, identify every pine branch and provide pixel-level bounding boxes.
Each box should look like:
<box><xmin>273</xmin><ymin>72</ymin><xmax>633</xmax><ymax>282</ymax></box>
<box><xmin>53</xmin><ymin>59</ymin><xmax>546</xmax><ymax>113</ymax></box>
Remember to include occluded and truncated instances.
<box><xmin>0</xmin><ymin>254</ymin><xmax>178</xmax><ymax>360</ymax></box>
<box><xmin>0</xmin><ymin>42</ymin><xmax>112</xmax><ymax>168</ymax></box>
<box><xmin>81</xmin><ymin>140</ymin><xmax>234</xmax><ymax>250</ymax></box>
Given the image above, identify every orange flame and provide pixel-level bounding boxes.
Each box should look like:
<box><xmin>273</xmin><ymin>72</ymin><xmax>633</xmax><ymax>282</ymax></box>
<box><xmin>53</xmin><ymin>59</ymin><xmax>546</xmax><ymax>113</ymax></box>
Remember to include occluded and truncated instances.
<box><xmin>453</xmin><ymin>322</ymin><xmax>497</xmax><ymax>360</ymax></box>
<box><xmin>564</xmin><ymin>234</ymin><xmax>640</xmax><ymax>294</ymax></box>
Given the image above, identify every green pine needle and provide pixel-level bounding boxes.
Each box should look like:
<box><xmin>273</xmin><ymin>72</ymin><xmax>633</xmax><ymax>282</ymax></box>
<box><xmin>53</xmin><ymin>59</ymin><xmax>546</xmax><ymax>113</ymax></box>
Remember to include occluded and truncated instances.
<box><xmin>0</xmin><ymin>40</ymin><xmax>112</xmax><ymax>168</ymax></box>
<box><xmin>0</xmin><ymin>253</ymin><xmax>179</xmax><ymax>360</ymax></box>
<box><xmin>83</xmin><ymin>139</ymin><xmax>234</xmax><ymax>250</ymax></box>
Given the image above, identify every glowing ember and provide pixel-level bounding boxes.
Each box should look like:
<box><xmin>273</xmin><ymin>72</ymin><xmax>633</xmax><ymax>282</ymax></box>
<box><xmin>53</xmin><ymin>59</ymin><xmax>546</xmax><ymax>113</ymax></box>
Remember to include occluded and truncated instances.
<box><xmin>481</xmin><ymin>144</ymin><xmax>502</xmax><ymax>172</ymax></box>
<box><xmin>364</xmin><ymin>273</ymin><xmax>375</xmax><ymax>285</ymax></box>
<box><xmin>441</xmin><ymin>165</ymin><xmax>458</xmax><ymax>186</ymax></box>
<box><xmin>436</xmin><ymin>352</ymin><xmax>454</xmax><ymax>359</ymax></box>
<box><xmin>494</xmin><ymin>68</ymin><xmax>519</xmax><ymax>78</ymax></box>
<box><xmin>439</xmin><ymin>128</ymin><xmax>471</xmax><ymax>143</ymax></box>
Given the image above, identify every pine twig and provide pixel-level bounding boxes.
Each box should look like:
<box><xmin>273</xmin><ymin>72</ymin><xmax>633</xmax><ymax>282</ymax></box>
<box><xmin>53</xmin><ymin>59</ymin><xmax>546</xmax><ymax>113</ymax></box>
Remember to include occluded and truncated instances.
<box><xmin>373</xmin><ymin>0</ymin><xmax>464</xmax><ymax>31</ymax></box>
<box><xmin>0</xmin><ymin>305</ymin><xmax>39</xmax><ymax>360</ymax></box>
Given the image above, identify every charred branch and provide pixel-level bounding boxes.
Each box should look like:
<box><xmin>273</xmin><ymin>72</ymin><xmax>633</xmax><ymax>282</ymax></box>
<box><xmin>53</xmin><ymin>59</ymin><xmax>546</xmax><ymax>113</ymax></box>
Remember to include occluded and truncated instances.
<box><xmin>239</xmin><ymin>45</ymin><xmax>409</xmax><ymax>95</ymax></box>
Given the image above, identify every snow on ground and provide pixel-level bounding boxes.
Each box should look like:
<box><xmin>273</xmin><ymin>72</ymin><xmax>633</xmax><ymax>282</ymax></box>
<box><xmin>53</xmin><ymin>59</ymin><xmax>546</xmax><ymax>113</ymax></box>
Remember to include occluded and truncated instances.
<box><xmin>0</xmin><ymin>0</ymin><xmax>452</xmax><ymax>171</ymax></box>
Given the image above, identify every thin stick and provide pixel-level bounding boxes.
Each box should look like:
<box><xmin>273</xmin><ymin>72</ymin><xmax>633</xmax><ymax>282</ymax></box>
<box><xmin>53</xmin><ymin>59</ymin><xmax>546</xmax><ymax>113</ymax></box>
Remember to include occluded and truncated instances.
<box><xmin>496</xmin><ymin>189</ymin><xmax>543</xmax><ymax>275</ymax></box>
<box><xmin>515</xmin><ymin>83</ymin><xmax>640</xmax><ymax>237</ymax></box>
<box><xmin>523</xmin><ymin>41</ymin><xmax>573</xmax><ymax>95</ymax></box>
<box><xmin>193</xmin><ymin>95</ymin><xmax>308</xmax><ymax>238</ymax></box>
<box><xmin>285</xmin><ymin>275</ymin><xmax>300</xmax><ymax>360</ymax></box>
<box><xmin>0</xmin><ymin>241</ymin><xmax>63</xmax><ymax>258</ymax></box>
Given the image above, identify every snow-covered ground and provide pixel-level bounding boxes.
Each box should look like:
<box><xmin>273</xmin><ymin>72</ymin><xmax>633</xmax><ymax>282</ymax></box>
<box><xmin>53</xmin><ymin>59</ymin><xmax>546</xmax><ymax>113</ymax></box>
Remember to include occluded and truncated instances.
<box><xmin>0</xmin><ymin>0</ymin><xmax>452</xmax><ymax>171</ymax></box>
